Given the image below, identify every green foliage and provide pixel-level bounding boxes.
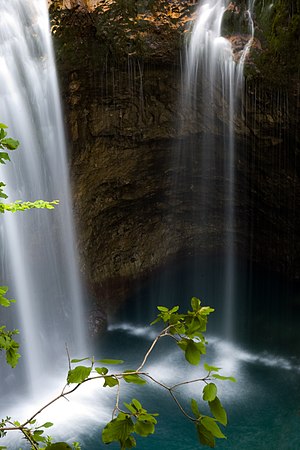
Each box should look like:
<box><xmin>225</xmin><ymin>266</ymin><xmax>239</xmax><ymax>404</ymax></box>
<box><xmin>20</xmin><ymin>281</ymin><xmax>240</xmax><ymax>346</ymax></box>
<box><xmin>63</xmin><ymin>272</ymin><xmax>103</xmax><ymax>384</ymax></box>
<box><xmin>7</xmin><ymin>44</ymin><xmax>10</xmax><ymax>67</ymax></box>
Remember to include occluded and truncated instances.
<box><xmin>251</xmin><ymin>0</ymin><xmax>300</xmax><ymax>85</ymax></box>
<box><xmin>0</xmin><ymin>123</ymin><xmax>19</xmax><ymax>200</ymax></box>
<box><xmin>152</xmin><ymin>297</ymin><xmax>214</xmax><ymax>366</ymax></box>
<box><xmin>208</xmin><ymin>397</ymin><xmax>227</xmax><ymax>426</ymax></box>
<box><xmin>50</xmin><ymin>0</ymin><xmax>185</xmax><ymax>74</ymax></box>
<box><xmin>191</xmin><ymin>396</ymin><xmax>227</xmax><ymax>448</ymax></box>
<box><xmin>45</xmin><ymin>443</ymin><xmax>73</xmax><ymax>449</ymax></box>
<box><xmin>0</xmin><ymin>123</ymin><xmax>59</xmax><ymax>212</ymax></box>
<box><xmin>67</xmin><ymin>365</ymin><xmax>92</xmax><ymax>384</ymax></box>
<box><xmin>123</xmin><ymin>371</ymin><xmax>147</xmax><ymax>385</ymax></box>
<box><xmin>0</xmin><ymin>287</ymin><xmax>20</xmax><ymax>368</ymax></box>
<box><xmin>0</xmin><ymin>286</ymin><xmax>15</xmax><ymax>308</ymax></box>
<box><xmin>0</xmin><ymin>199</ymin><xmax>59</xmax><ymax>214</ymax></box>
<box><xmin>203</xmin><ymin>383</ymin><xmax>217</xmax><ymax>402</ymax></box>
<box><xmin>102</xmin><ymin>399</ymin><xmax>158</xmax><ymax>449</ymax></box>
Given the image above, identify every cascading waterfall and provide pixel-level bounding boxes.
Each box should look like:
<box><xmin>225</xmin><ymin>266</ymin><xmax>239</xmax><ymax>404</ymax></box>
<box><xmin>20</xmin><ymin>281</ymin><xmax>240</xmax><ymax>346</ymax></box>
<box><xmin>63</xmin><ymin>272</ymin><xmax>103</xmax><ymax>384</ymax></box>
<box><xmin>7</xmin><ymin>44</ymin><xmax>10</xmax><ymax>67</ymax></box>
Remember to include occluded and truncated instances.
<box><xmin>183</xmin><ymin>0</ymin><xmax>254</xmax><ymax>340</ymax></box>
<box><xmin>0</xmin><ymin>0</ymin><xmax>86</xmax><ymax>399</ymax></box>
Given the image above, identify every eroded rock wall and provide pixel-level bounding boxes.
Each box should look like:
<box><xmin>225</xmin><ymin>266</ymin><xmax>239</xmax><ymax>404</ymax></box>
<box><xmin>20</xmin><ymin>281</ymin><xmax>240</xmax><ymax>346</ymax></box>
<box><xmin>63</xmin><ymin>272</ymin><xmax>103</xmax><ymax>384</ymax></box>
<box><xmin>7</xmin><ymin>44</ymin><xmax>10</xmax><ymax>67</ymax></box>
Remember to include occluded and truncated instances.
<box><xmin>49</xmin><ymin>1</ymin><xmax>300</xmax><ymax>325</ymax></box>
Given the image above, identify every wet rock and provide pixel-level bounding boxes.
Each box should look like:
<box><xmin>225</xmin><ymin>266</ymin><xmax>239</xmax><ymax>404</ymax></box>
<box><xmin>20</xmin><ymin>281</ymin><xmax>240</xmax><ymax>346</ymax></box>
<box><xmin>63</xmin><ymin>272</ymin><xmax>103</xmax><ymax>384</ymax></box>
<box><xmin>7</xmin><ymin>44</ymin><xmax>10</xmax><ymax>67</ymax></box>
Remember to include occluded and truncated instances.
<box><xmin>50</xmin><ymin>1</ymin><xmax>300</xmax><ymax>321</ymax></box>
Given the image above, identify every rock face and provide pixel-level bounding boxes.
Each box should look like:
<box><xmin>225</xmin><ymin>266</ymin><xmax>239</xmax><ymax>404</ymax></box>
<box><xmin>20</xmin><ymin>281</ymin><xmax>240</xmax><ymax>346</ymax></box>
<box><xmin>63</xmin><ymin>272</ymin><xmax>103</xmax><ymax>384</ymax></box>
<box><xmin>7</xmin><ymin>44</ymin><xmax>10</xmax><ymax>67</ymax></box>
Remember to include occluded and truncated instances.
<box><xmin>49</xmin><ymin>0</ymin><xmax>300</xmax><ymax>328</ymax></box>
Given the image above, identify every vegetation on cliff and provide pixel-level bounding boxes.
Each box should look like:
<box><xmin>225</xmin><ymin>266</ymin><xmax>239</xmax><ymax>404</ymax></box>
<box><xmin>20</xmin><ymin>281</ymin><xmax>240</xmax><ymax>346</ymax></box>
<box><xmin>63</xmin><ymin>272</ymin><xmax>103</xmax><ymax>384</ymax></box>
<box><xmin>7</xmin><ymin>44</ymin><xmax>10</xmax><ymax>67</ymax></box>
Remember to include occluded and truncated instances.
<box><xmin>49</xmin><ymin>0</ymin><xmax>300</xmax><ymax>89</ymax></box>
<box><xmin>251</xmin><ymin>0</ymin><xmax>300</xmax><ymax>86</ymax></box>
<box><xmin>49</xmin><ymin>0</ymin><xmax>197</xmax><ymax>69</ymax></box>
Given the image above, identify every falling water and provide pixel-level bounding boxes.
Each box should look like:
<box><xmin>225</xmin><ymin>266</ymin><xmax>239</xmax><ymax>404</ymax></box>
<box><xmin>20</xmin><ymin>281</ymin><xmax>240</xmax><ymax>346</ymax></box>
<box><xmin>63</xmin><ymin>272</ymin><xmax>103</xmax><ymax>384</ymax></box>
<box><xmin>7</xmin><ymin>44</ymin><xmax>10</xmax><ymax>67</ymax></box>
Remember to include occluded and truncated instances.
<box><xmin>0</xmin><ymin>0</ymin><xmax>86</xmax><ymax>396</ymax></box>
<box><xmin>183</xmin><ymin>0</ymin><xmax>255</xmax><ymax>340</ymax></box>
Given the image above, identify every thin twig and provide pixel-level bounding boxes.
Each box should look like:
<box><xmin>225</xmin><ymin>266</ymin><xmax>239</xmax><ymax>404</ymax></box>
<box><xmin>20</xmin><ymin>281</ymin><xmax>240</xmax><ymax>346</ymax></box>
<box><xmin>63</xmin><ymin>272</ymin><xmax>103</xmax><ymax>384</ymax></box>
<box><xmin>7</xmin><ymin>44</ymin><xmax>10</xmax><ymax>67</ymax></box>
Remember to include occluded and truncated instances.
<box><xmin>65</xmin><ymin>343</ymin><xmax>71</xmax><ymax>372</ymax></box>
<box><xmin>112</xmin><ymin>380</ymin><xmax>121</xmax><ymax>419</ymax></box>
<box><xmin>136</xmin><ymin>325</ymin><xmax>173</xmax><ymax>372</ymax></box>
<box><xmin>170</xmin><ymin>375</ymin><xmax>209</xmax><ymax>390</ymax></box>
<box><xmin>169</xmin><ymin>390</ymin><xmax>196</xmax><ymax>422</ymax></box>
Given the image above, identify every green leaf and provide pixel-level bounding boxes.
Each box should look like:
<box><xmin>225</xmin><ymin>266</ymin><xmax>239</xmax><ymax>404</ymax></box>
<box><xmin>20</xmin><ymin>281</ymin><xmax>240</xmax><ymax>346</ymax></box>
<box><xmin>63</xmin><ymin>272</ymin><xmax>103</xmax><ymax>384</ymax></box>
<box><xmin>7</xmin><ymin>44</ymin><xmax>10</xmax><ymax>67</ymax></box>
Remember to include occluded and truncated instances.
<box><xmin>95</xmin><ymin>367</ymin><xmax>108</xmax><ymax>375</ymax></box>
<box><xmin>45</xmin><ymin>443</ymin><xmax>73</xmax><ymax>449</ymax></box>
<box><xmin>196</xmin><ymin>422</ymin><xmax>216</xmax><ymax>448</ymax></box>
<box><xmin>0</xmin><ymin>123</ymin><xmax>8</xmax><ymax>129</ymax></box>
<box><xmin>0</xmin><ymin>286</ymin><xmax>8</xmax><ymax>295</ymax></box>
<box><xmin>200</xmin><ymin>306</ymin><xmax>215</xmax><ymax>315</ymax></box>
<box><xmin>157</xmin><ymin>306</ymin><xmax>168</xmax><ymax>312</ymax></box>
<box><xmin>208</xmin><ymin>397</ymin><xmax>227</xmax><ymax>426</ymax></box>
<box><xmin>5</xmin><ymin>342</ymin><xmax>21</xmax><ymax>368</ymax></box>
<box><xmin>0</xmin><ymin>298</ymin><xmax>11</xmax><ymax>307</ymax></box>
<box><xmin>0</xmin><ymin>287</ymin><xmax>14</xmax><ymax>308</ymax></box>
<box><xmin>1</xmin><ymin>138</ymin><xmax>19</xmax><ymax>150</ymax></box>
<box><xmin>102</xmin><ymin>414</ymin><xmax>134</xmax><ymax>445</ymax></box>
<box><xmin>191</xmin><ymin>297</ymin><xmax>201</xmax><ymax>311</ymax></box>
<box><xmin>124</xmin><ymin>402</ymin><xmax>137</xmax><ymax>415</ymax></box>
<box><xmin>32</xmin><ymin>429</ymin><xmax>46</xmax><ymax>442</ymax></box>
<box><xmin>123</xmin><ymin>372</ymin><xmax>147</xmax><ymax>385</ymax></box>
<box><xmin>134</xmin><ymin>419</ymin><xmax>155</xmax><ymax>437</ymax></box>
<box><xmin>39</xmin><ymin>422</ymin><xmax>54</xmax><ymax>429</ymax></box>
<box><xmin>186</xmin><ymin>317</ymin><xmax>202</xmax><ymax>335</ymax></box>
<box><xmin>203</xmin><ymin>383</ymin><xmax>217</xmax><ymax>402</ymax></box>
<box><xmin>67</xmin><ymin>366</ymin><xmax>91</xmax><ymax>384</ymax></box>
<box><xmin>138</xmin><ymin>413</ymin><xmax>158</xmax><ymax>422</ymax></box>
<box><xmin>191</xmin><ymin>398</ymin><xmax>200</xmax><ymax>418</ymax></box>
<box><xmin>178</xmin><ymin>339</ymin><xmax>205</xmax><ymax>365</ymax></box>
<box><xmin>185</xmin><ymin>340</ymin><xmax>201</xmax><ymax>365</ymax></box>
<box><xmin>103</xmin><ymin>375</ymin><xmax>119</xmax><ymax>387</ymax></box>
<box><xmin>0</xmin><ymin>152</ymin><xmax>10</xmax><ymax>164</ymax></box>
<box><xmin>131</xmin><ymin>399</ymin><xmax>142</xmax><ymax>411</ymax></box>
<box><xmin>201</xmin><ymin>416</ymin><xmax>226</xmax><ymax>439</ymax></box>
<box><xmin>98</xmin><ymin>359</ymin><xmax>124</xmax><ymax>365</ymax></box>
<box><xmin>204</xmin><ymin>363</ymin><xmax>221</xmax><ymax>372</ymax></box>
<box><xmin>123</xmin><ymin>436</ymin><xmax>136</xmax><ymax>449</ymax></box>
<box><xmin>70</xmin><ymin>357</ymin><xmax>90</xmax><ymax>363</ymax></box>
<box><xmin>212</xmin><ymin>374</ymin><xmax>236</xmax><ymax>382</ymax></box>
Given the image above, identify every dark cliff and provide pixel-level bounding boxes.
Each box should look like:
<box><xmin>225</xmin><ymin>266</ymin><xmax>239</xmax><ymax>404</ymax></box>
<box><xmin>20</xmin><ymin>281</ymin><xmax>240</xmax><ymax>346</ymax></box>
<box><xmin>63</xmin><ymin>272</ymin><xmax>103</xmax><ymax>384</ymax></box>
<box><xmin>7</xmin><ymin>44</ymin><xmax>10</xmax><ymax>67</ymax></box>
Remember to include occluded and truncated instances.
<box><xmin>49</xmin><ymin>0</ymin><xmax>300</xmax><ymax>326</ymax></box>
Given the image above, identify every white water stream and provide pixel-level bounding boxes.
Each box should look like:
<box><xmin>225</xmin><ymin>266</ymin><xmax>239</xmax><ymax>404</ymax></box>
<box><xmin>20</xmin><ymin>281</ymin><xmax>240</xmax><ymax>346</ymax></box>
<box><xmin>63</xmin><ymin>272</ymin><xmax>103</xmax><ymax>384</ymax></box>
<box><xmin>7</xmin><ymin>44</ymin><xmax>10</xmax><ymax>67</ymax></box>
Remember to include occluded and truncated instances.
<box><xmin>0</xmin><ymin>0</ymin><xmax>86</xmax><ymax>399</ymax></box>
<box><xmin>183</xmin><ymin>0</ymin><xmax>255</xmax><ymax>340</ymax></box>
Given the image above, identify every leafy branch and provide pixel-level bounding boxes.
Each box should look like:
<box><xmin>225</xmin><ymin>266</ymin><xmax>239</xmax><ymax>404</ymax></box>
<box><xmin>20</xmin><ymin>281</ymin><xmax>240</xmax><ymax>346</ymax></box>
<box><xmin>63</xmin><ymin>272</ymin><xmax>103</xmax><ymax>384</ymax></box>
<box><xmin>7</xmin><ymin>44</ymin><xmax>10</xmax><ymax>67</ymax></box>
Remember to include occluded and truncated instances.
<box><xmin>0</xmin><ymin>298</ymin><xmax>236</xmax><ymax>449</ymax></box>
<box><xmin>0</xmin><ymin>123</ymin><xmax>59</xmax><ymax>213</ymax></box>
<box><xmin>0</xmin><ymin>286</ymin><xmax>20</xmax><ymax>368</ymax></box>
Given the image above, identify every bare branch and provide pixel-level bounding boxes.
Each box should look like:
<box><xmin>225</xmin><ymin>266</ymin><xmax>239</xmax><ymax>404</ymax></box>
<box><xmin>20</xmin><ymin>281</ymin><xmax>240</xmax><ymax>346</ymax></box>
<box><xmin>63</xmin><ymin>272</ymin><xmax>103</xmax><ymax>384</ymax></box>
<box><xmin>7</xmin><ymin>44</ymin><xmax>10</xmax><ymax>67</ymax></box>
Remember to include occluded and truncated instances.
<box><xmin>112</xmin><ymin>380</ymin><xmax>121</xmax><ymax>419</ymax></box>
<box><xmin>136</xmin><ymin>325</ymin><xmax>174</xmax><ymax>372</ymax></box>
<box><xmin>169</xmin><ymin>390</ymin><xmax>196</xmax><ymax>422</ymax></box>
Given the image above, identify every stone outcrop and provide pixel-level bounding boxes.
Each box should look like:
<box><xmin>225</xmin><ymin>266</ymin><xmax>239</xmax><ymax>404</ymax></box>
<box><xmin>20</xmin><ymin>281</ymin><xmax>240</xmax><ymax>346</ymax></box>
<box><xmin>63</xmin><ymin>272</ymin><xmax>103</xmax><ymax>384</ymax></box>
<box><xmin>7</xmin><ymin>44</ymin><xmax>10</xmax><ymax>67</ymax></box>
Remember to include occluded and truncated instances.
<box><xmin>49</xmin><ymin>0</ymin><xmax>300</xmax><ymax>331</ymax></box>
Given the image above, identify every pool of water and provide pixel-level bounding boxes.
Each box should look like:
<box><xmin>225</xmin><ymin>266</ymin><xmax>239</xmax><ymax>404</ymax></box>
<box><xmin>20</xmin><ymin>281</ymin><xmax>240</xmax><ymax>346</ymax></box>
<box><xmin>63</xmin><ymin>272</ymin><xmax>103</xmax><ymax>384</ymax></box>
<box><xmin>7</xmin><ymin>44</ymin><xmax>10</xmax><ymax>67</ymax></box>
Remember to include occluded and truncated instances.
<box><xmin>80</xmin><ymin>257</ymin><xmax>300</xmax><ymax>450</ymax></box>
<box><xmin>2</xmin><ymin>257</ymin><xmax>300</xmax><ymax>449</ymax></box>
<box><xmin>80</xmin><ymin>326</ymin><xmax>300</xmax><ymax>450</ymax></box>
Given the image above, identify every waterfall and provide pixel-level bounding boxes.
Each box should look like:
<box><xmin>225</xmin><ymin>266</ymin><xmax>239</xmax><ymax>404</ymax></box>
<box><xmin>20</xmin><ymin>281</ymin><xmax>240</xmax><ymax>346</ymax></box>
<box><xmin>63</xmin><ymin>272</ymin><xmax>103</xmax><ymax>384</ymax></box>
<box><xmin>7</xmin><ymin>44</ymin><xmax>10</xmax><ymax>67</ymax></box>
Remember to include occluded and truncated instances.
<box><xmin>0</xmin><ymin>0</ymin><xmax>86</xmax><ymax>397</ymax></box>
<box><xmin>182</xmin><ymin>0</ymin><xmax>255</xmax><ymax>340</ymax></box>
